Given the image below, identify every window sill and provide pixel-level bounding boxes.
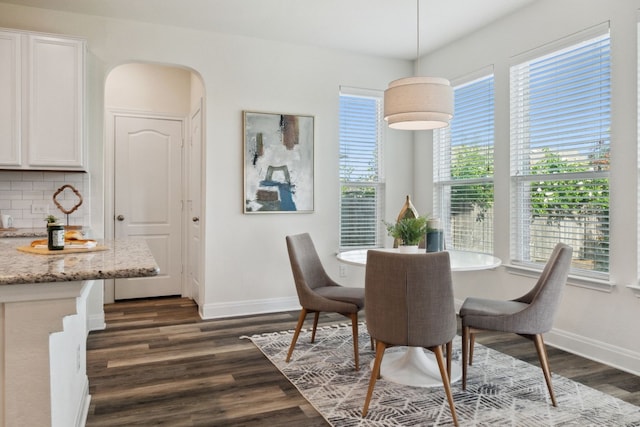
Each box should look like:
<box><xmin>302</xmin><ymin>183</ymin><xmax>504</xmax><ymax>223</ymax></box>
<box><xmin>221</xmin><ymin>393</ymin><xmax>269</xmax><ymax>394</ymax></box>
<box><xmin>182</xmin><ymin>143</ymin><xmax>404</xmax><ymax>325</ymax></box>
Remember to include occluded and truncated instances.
<box><xmin>627</xmin><ymin>284</ymin><xmax>640</xmax><ymax>298</ymax></box>
<box><xmin>504</xmin><ymin>263</ymin><xmax>614</xmax><ymax>293</ymax></box>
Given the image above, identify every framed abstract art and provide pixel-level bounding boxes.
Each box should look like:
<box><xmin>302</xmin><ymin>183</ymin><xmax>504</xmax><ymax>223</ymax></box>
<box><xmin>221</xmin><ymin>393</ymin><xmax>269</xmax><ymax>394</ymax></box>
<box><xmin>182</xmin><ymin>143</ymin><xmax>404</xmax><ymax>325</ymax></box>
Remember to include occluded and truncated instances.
<box><xmin>243</xmin><ymin>111</ymin><xmax>314</xmax><ymax>213</ymax></box>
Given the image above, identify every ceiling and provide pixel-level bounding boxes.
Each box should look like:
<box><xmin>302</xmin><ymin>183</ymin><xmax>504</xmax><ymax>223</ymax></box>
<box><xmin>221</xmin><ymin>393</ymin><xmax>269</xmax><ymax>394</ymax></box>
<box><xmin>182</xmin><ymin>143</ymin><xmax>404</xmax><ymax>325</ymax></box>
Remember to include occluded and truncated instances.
<box><xmin>0</xmin><ymin>0</ymin><xmax>535</xmax><ymax>60</ymax></box>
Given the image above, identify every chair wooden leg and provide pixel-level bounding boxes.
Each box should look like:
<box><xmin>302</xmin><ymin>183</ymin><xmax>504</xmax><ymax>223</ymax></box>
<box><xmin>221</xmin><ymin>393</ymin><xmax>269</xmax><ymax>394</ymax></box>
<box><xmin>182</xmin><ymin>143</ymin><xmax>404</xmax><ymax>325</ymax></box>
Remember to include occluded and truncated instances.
<box><xmin>311</xmin><ymin>311</ymin><xmax>320</xmax><ymax>343</ymax></box>
<box><xmin>350</xmin><ymin>313</ymin><xmax>359</xmax><ymax>371</ymax></box>
<box><xmin>431</xmin><ymin>345</ymin><xmax>459</xmax><ymax>427</ymax></box>
<box><xmin>461</xmin><ymin>325</ymin><xmax>469</xmax><ymax>390</ymax></box>
<box><xmin>362</xmin><ymin>341</ymin><xmax>386</xmax><ymax>418</ymax></box>
<box><xmin>286</xmin><ymin>309</ymin><xmax>307</xmax><ymax>363</ymax></box>
<box><xmin>469</xmin><ymin>332</ymin><xmax>475</xmax><ymax>365</ymax></box>
<box><xmin>446</xmin><ymin>341</ymin><xmax>452</xmax><ymax>381</ymax></box>
<box><xmin>533</xmin><ymin>334</ymin><xmax>557</xmax><ymax>407</ymax></box>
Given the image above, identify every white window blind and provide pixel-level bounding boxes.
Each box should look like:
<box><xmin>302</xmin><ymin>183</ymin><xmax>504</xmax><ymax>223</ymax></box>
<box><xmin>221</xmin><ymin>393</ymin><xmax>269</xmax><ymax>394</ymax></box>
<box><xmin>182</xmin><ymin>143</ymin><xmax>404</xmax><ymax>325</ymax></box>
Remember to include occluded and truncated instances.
<box><xmin>510</xmin><ymin>27</ymin><xmax>610</xmax><ymax>276</ymax></box>
<box><xmin>339</xmin><ymin>90</ymin><xmax>384</xmax><ymax>249</ymax></box>
<box><xmin>434</xmin><ymin>73</ymin><xmax>494</xmax><ymax>253</ymax></box>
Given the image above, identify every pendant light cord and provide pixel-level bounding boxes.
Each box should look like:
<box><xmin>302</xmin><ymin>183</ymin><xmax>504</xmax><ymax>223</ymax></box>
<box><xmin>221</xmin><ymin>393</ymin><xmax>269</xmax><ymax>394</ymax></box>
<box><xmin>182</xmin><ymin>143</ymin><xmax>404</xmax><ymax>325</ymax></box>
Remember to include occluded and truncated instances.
<box><xmin>416</xmin><ymin>0</ymin><xmax>421</xmax><ymax>70</ymax></box>
<box><xmin>383</xmin><ymin>0</ymin><xmax>453</xmax><ymax>130</ymax></box>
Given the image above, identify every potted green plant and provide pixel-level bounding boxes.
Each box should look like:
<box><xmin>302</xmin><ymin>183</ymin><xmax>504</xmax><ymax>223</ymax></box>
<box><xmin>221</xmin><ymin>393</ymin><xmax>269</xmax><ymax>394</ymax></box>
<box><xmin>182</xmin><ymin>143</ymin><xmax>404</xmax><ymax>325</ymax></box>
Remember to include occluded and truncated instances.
<box><xmin>384</xmin><ymin>216</ymin><xmax>429</xmax><ymax>252</ymax></box>
<box><xmin>45</xmin><ymin>214</ymin><xmax>59</xmax><ymax>225</ymax></box>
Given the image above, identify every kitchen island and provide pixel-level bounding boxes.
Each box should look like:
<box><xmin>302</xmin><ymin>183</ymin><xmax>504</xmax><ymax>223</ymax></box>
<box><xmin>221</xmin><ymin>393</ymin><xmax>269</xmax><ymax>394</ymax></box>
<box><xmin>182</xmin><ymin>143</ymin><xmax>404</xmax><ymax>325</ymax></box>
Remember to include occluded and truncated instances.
<box><xmin>0</xmin><ymin>238</ymin><xmax>159</xmax><ymax>427</ymax></box>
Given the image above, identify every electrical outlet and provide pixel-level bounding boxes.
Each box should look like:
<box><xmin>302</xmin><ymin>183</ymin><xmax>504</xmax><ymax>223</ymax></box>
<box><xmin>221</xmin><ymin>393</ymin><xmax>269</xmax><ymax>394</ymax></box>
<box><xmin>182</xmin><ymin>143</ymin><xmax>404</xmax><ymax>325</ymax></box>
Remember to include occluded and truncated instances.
<box><xmin>339</xmin><ymin>264</ymin><xmax>347</xmax><ymax>278</ymax></box>
<box><xmin>32</xmin><ymin>204</ymin><xmax>49</xmax><ymax>215</ymax></box>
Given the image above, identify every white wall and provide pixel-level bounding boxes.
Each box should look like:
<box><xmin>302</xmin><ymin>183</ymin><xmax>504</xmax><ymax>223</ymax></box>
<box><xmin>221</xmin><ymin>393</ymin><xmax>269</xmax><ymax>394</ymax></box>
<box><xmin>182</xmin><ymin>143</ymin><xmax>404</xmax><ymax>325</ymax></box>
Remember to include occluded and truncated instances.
<box><xmin>416</xmin><ymin>0</ymin><xmax>640</xmax><ymax>375</ymax></box>
<box><xmin>105</xmin><ymin>62</ymin><xmax>193</xmax><ymax>114</ymax></box>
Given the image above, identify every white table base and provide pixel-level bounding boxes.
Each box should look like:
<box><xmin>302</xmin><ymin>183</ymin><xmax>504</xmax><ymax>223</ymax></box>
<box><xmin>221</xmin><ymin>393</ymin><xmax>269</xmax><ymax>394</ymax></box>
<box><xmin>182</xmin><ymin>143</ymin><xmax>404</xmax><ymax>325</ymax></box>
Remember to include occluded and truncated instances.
<box><xmin>373</xmin><ymin>347</ymin><xmax>462</xmax><ymax>388</ymax></box>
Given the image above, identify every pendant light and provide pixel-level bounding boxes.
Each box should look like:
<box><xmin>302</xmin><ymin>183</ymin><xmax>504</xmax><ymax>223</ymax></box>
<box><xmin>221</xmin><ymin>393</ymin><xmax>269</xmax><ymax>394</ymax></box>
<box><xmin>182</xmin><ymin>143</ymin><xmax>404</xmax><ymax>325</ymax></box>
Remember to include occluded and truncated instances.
<box><xmin>384</xmin><ymin>0</ymin><xmax>453</xmax><ymax>130</ymax></box>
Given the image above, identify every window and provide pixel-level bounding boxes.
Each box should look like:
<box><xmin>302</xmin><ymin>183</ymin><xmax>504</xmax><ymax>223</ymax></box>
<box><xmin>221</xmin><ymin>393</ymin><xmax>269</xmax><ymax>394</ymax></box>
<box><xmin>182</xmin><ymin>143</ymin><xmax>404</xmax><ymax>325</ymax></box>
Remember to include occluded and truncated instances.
<box><xmin>339</xmin><ymin>88</ymin><xmax>384</xmax><ymax>249</ymax></box>
<box><xmin>510</xmin><ymin>25</ymin><xmax>610</xmax><ymax>276</ymax></box>
<box><xmin>434</xmin><ymin>72</ymin><xmax>495</xmax><ymax>253</ymax></box>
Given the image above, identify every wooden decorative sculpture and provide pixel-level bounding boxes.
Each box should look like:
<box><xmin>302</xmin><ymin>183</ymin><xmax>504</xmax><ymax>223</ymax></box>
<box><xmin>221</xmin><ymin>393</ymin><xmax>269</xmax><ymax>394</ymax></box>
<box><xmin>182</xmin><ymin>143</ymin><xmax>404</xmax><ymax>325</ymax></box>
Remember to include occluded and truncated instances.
<box><xmin>393</xmin><ymin>195</ymin><xmax>419</xmax><ymax>248</ymax></box>
<box><xmin>53</xmin><ymin>184</ymin><xmax>83</xmax><ymax>226</ymax></box>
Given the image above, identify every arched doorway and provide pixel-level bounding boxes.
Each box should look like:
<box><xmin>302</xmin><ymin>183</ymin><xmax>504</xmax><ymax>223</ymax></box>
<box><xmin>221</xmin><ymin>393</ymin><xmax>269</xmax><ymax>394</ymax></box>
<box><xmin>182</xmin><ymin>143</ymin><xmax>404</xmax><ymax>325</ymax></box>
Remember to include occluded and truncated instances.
<box><xmin>103</xmin><ymin>62</ymin><xmax>205</xmax><ymax>306</ymax></box>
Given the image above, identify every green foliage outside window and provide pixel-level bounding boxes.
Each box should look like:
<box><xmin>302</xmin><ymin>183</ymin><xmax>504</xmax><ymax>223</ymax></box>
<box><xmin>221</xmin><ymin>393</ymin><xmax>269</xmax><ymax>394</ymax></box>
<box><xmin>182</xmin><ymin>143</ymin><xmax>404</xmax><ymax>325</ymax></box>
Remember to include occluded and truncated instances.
<box><xmin>450</xmin><ymin>144</ymin><xmax>494</xmax><ymax>222</ymax></box>
<box><xmin>528</xmin><ymin>147</ymin><xmax>609</xmax><ymax>272</ymax></box>
<box><xmin>445</xmin><ymin>142</ymin><xmax>609</xmax><ymax>272</ymax></box>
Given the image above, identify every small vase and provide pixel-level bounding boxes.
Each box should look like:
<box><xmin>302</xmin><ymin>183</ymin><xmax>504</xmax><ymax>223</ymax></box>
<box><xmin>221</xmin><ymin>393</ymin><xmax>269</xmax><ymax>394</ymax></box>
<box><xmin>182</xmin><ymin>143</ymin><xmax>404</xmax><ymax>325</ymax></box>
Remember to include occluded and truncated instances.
<box><xmin>398</xmin><ymin>245</ymin><xmax>419</xmax><ymax>253</ymax></box>
<box><xmin>426</xmin><ymin>230</ymin><xmax>444</xmax><ymax>252</ymax></box>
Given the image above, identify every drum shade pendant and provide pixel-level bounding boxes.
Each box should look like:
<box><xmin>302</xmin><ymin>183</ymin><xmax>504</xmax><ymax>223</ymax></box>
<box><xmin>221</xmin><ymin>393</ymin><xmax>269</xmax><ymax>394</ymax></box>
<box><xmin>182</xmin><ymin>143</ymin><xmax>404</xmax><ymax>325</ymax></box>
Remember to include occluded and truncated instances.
<box><xmin>384</xmin><ymin>1</ymin><xmax>453</xmax><ymax>130</ymax></box>
<box><xmin>384</xmin><ymin>77</ymin><xmax>453</xmax><ymax>130</ymax></box>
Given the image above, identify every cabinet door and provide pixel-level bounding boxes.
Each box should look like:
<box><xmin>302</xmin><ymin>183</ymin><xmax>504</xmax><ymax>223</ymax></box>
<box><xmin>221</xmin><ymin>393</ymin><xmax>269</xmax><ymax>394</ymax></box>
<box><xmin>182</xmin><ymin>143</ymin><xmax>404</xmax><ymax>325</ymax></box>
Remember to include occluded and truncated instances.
<box><xmin>27</xmin><ymin>35</ymin><xmax>85</xmax><ymax>169</ymax></box>
<box><xmin>0</xmin><ymin>31</ymin><xmax>21</xmax><ymax>166</ymax></box>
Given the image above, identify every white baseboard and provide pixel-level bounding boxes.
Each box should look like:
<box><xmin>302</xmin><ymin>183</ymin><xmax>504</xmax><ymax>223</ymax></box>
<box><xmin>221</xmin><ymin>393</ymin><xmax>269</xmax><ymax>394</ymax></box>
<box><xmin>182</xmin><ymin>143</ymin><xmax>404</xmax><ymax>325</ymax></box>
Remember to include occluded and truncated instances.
<box><xmin>88</xmin><ymin>313</ymin><xmax>106</xmax><ymax>332</ymax></box>
<box><xmin>545</xmin><ymin>328</ymin><xmax>640</xmax><ymax>377</ymax></box>
<box><xmin>200</xmin><ymin>296</ymin><xmax>299</xmax><ymax>319</ymax></box>
<box><xmin>454</xmin><ymin>298</ymin><xmax>640</xmax><ymax>377</ymax></box>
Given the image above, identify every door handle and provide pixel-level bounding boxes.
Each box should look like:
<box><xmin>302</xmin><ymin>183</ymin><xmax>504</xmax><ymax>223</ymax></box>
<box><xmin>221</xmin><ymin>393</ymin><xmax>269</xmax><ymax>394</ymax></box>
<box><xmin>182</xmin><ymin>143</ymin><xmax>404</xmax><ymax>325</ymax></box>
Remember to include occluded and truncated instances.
<box><xmin>192</xmin><ymin>217</ymin><xmax>200</xmax><ymax>222</ymax></box>
<box><xmin>117</xmin><ymin>215</ymin><xmax>125</xmax><ymax>221</ymax></box>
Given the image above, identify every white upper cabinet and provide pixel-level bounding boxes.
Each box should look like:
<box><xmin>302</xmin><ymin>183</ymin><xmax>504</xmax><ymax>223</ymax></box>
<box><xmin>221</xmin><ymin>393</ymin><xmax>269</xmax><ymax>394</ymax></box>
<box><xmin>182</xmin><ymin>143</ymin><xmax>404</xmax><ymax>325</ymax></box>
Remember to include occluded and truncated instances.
<box><xmin>0</xmin><ymin>31</ymin><xmax>21</xmax><ymax>166</ymax></box>
<box><xmin>0</xmin><ymin>29</ymin><xmax>85</xmax><ymax>171</ymax></box>
<box><xmin>27</xmin><ymin>34</ymin><xmax>85</xmax><ymax>169</ymax></box>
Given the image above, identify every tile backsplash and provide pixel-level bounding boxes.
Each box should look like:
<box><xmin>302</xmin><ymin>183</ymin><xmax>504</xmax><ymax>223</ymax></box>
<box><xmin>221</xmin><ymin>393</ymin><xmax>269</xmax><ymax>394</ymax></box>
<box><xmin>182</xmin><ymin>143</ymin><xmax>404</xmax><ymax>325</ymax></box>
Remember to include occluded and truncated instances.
<box><xmin>0</xmin><ymin>171</ymin><xmax>91</xmax><ymax>229</ymax></box>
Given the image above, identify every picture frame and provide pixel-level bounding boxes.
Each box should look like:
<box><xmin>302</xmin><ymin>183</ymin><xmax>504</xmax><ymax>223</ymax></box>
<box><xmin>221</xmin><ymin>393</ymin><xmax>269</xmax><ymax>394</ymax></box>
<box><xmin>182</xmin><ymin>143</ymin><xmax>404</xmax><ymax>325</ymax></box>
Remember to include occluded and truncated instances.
<box><xmin>243</xmin><ymin>111</ymin><xmax>314</xmax><ymax>213</ymax></box>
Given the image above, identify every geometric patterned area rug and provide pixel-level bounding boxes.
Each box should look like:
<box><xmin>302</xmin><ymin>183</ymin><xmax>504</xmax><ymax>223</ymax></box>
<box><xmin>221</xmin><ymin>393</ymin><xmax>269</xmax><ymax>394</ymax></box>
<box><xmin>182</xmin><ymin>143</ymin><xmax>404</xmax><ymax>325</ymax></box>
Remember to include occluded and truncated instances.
<box><xmin>242</xmin><ymin>323</ymin><xmax>640</xmax><ymax>426</ymax></box>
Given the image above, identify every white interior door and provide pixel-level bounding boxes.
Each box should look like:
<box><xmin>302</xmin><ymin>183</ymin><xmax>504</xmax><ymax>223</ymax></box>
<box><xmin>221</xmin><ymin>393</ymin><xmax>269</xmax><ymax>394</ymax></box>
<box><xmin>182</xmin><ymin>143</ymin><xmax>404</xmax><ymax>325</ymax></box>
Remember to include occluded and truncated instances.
<box><xmin>114</xmin><ymin>115</ymin><xmax>183</xmax><ymax>299</ymax></box>
<box><xmin>187</xmin><ymin>105</ymin><xmax>203</xmax><ymax>305</ymax></box>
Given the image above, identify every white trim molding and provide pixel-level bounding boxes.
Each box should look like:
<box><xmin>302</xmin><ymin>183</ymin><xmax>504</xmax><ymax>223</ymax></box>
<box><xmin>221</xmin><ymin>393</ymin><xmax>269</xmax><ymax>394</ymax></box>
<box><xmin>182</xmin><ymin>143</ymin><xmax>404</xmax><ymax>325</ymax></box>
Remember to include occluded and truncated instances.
<box><xmin>546</xmin><ymin>328</ymin><xmax>640</xmax><ymax>377</ymax></box>
<box><xmin>200</xmin><ymin>296</ymin><xmax>299</xmax><ymax>320</ymax></box>
<box><xmin>505</xmin><ymin>264</ymin><xmax>614</xmax><ymax>293</ymax></box>
<box><xmin>87</xmin><ymin>314</ymin><xmax>106</xmax><ymax>332</ymax></box>
<box><xmin>627</xmin><ymin>284</ymin><xmax>640</xmax><ymax>297</ymax></box>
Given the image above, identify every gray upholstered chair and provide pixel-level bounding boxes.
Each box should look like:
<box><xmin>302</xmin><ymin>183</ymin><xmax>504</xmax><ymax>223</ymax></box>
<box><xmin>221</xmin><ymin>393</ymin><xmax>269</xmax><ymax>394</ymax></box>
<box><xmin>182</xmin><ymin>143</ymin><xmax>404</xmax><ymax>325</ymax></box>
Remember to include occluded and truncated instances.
<box><xmin>285</xmin><ymin>233</ymin><xmax>366</xmax><ymax>370</ymax></box>
<box><xmin>459</xmin><ymin>242</ymin><xmax>573</xmax><ymax>407</ymax></box>
<box><xmin>362</xmin><ymin>250</ymin><xmax>458</xmax><ymax>426</ymax></box>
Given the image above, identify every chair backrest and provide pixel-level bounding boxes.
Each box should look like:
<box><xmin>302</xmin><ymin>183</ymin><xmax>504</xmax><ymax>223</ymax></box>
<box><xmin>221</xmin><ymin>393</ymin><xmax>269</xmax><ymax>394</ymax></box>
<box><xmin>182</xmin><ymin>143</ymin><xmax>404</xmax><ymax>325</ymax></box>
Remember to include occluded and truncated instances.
<box><xmin>286</xmin><ymin>233</ymin><xmax>336</xmax><ymax>306</ymax></box>
<box><xmin>514</xmin><ymin>243</ymin><xmax>573</xmax><ymax>332</ymax></box>
<box><xmin>365</xmin><ymin>250</ymin><xmax>456</xmax><ymax>348</ymax></box>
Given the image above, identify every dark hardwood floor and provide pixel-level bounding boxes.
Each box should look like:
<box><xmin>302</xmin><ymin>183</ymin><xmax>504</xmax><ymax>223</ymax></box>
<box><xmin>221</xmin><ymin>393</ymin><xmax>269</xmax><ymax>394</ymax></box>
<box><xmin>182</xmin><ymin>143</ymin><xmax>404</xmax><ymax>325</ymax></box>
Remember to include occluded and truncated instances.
<box><xmin>86</xmin><ymin>297</ymin><xmax>639</xmax><ymax>426</ymax></box>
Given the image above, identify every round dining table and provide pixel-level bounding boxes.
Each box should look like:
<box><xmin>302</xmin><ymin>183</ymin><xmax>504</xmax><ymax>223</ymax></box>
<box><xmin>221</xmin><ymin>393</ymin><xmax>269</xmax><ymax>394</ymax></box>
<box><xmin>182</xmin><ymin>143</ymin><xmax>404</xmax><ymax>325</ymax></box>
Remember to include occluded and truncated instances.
<box><xmin>337</xmin><ymin>248</ymin><xmax>502</xmax><ymax>388</ymax></box>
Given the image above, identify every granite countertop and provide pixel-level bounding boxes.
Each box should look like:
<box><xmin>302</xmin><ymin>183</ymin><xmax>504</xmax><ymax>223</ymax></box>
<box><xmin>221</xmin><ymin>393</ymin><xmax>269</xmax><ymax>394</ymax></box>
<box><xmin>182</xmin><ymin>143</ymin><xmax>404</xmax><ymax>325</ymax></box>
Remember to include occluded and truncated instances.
<box><xmin>0</xmin><ymin>228</ymin><xmax>48</xmax><ymax>238</ymax></box>
<box><xmin>0</xmin><ymin>238</ymin><xmax>160</xmax><ymax>285</ymax></box>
